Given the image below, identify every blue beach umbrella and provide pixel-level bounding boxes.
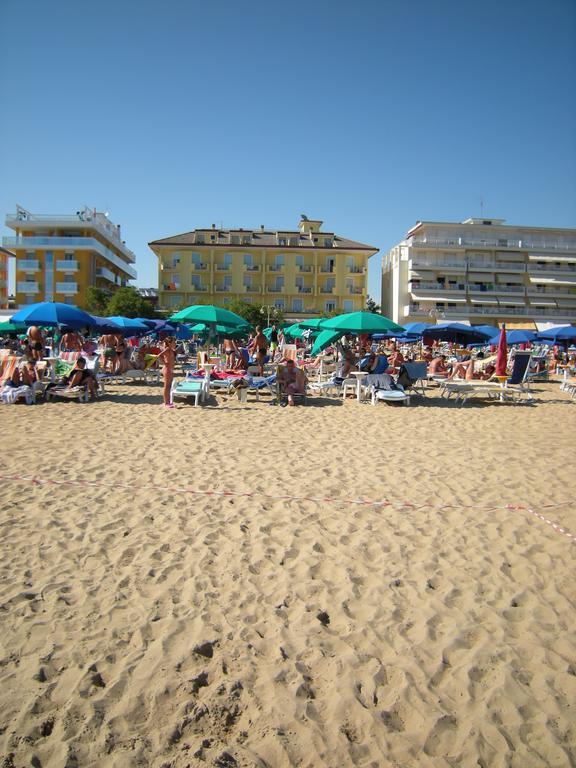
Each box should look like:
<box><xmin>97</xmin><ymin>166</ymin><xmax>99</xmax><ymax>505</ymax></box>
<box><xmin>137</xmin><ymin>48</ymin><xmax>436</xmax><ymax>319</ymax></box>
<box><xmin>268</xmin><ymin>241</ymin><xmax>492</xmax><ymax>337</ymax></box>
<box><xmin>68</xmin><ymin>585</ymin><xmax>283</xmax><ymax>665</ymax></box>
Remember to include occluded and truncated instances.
<box><xmin>423</xmin><ymin>322</ymin><xmax>493</xmax><ymax>345</ymax></box>
<box><xmin>536</xmin><ymin>325</ymin><xmax>576</xmax><ymax>343</ymax></box>
<box><xmin>489</xmin><ymin>329</ymin><xmax>536</xmax><ymax>345</ymax></box>
<box><xmin>11</xmin><ymin>301</ymin><xmax>94</xmax><ymax>329</ymax></box>
<box><xmin>87</xmin><ymin>315</ymin><xmax>122</xmax><ymax>334</ymax></box>
<box><xmin>106</xmin><ymin>316</ymin><xmax>150</xmax><ymax>333</ymax></box>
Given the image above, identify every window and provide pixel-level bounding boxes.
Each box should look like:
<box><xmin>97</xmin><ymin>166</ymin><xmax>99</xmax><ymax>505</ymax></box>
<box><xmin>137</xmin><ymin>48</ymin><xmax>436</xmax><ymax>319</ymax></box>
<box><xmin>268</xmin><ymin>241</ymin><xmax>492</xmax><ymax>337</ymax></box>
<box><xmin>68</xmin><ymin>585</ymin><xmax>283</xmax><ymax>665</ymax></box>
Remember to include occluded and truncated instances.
<box><xmin>275</xmin><ymin>254</ymin><xmax>285</xmax><ymax>268</ymax></box>
<box><xmin>324</xmin><ymin>238</ymin><xmax>333</xmax><ymax>248</ymax></box>
<box><xmin>274</xmin><ymin>299</ymin><xmax>285</xmax><ymax>309</ymax></box>
<box><xmin>196</xmin><ymin>233</ymin><xmax>205</xmax><ymax>244</ymax></box>
<box><xmin>223</xmin><ymin>253</ymin><xmax>232</xmax><ymax>269</ymax></box>
<box><xmin>171</xmin><ymin>252</ymin><xmax>181</xmax><ymax>268</ymax></box>
<box><xmin>325</xmin><ymin>301</ymin><xmax>336</xmax><ymax>312</ymax></box>
<box><xmin>292</xmin><ymin>298</ymin><xmax>303</xmax><ymax>312</ymax></box>
<box><xmin>244</xmin><ymin>253</ymin><xmax>253</xmax><ymax>267</ymax></box>
<box><xmin>64</xmin><ymin>252</ymin><xmax>75</xmax><ymax>261</ymax></box>
<box><xmin>343</xmin><ymin>300</ymin><xmax>353</xmax><ymax>312</ymax></box>
<box><xmin>191</xmin><ymin>253</ymin><xmax>203</xmax><ymax>267</ymax></box>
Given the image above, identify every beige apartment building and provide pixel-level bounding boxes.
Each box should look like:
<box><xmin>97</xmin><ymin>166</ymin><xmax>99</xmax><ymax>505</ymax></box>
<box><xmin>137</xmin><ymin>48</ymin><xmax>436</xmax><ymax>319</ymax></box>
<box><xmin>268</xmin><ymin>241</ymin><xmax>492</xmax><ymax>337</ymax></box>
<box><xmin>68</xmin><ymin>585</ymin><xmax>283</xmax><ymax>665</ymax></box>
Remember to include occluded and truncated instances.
<box><xmin>382</xmin><ymin>218</ymin><xmax>576</xmax><ymax>327</ymax></box>
<box><xmin>149</xmin><ymin>216</ymin><xmax>377</xmax><ymax>318</ymax></box>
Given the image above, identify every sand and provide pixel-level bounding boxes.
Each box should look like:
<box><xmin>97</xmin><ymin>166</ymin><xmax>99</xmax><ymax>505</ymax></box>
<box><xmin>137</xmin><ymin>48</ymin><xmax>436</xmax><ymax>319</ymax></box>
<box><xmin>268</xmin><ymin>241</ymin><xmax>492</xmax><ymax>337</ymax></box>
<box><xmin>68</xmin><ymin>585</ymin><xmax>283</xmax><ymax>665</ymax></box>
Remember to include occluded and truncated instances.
<box><xmin>0</xmin><ymin>379</ymin><xmax>575</xmax><ymax>768</ymax></box>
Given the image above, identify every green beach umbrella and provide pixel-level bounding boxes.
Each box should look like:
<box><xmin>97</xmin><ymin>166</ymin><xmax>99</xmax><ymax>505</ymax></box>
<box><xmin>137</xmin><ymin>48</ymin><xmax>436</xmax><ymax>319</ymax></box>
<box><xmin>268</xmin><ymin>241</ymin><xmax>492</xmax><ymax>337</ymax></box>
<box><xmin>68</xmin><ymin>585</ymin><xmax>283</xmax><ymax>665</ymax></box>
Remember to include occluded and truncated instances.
<box><xmin>169</xmin><ymin>304</ymin><xmax>247</xmax><ymax>329</ymax></box>
<box><xmin>0</xmin><ymin>321</ymin><xmax>27</xmax><ymax>333</ymax></box>
<box><xmin>320</xmin><ymin>311</ymin><xmax>405</xmax><ymax>334</ymax></box>
<box><xmin>298</xmin><ymin>317</ymin><xmax>328</xmax><ymax>331</ymax></box>
<box><xmin>311</xmin><ymin>330</ymin><xmax>342</xmax><ymax>356</ymax></box>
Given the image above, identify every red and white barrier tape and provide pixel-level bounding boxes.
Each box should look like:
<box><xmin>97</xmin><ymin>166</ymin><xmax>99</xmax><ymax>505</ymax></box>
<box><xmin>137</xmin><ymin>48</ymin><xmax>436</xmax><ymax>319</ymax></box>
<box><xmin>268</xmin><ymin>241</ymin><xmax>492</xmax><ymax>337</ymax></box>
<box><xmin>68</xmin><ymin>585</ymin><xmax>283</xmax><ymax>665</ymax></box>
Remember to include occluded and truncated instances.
<box><xmin>0</xmin><ymin>473</ymin><xmax>574</xmax><ymax>542</ymax></box>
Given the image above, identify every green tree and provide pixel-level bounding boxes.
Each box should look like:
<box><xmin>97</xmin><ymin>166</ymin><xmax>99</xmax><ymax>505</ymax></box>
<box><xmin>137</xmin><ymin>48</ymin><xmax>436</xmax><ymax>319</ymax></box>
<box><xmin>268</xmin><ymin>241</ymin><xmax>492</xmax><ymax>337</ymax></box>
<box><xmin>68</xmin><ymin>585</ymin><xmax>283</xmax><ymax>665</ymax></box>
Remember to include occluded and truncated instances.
<box><xmin>105</xmin><ymin>287</ymin><xmax>158</xmax><ymax>318</ymax></box>
<box><xmin>366</xmin><ymin>296</ymin><xmax>381</xmax><ymax>313</ymax></box>
<box><xmin>85</xmin><ymin>286</ymin><xmax>109</xmax><ymax>315</ymax></box>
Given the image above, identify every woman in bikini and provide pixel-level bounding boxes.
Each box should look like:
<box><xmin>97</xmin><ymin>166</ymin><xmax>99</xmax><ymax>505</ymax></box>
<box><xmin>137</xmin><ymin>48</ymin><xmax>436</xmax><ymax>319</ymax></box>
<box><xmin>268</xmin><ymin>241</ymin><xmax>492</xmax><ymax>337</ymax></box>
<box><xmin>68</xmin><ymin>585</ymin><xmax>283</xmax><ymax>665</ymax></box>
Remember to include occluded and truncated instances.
<box><xmin>157</xmin><ymin>336</ymin><xmax>176</xmax><ymax>408</ymax></box>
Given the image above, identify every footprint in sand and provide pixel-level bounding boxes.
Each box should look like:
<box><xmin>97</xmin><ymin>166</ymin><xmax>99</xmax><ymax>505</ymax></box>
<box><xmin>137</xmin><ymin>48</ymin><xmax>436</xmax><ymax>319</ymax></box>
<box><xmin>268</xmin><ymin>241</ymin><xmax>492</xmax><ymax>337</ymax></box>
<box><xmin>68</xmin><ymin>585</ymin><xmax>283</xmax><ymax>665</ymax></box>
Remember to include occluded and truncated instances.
<box><xmin>423</xmin><ymin>714</ymin><xmax>459</xmax><ymax>757</ymax></box>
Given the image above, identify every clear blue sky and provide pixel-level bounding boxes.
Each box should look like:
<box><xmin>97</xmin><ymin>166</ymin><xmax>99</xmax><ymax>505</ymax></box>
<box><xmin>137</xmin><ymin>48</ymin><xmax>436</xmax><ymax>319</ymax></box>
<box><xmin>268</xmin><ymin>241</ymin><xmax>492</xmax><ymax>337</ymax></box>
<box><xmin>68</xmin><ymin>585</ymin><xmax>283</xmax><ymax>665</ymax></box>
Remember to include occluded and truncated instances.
<box><xmin>1</xmin><ymin>0</ymin><xmax>575</xmax><ymax>302</ymax></box>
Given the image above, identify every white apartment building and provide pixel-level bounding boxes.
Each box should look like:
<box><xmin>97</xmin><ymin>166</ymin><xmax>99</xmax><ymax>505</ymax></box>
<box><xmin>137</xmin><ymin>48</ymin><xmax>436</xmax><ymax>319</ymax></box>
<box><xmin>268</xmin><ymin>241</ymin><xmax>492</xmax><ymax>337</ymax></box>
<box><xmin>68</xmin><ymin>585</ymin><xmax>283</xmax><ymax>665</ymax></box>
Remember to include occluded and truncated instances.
<box><xmin>381</xmin><ymin>218</ymin><xmax>576</xmax><ymax>327</ymax></box>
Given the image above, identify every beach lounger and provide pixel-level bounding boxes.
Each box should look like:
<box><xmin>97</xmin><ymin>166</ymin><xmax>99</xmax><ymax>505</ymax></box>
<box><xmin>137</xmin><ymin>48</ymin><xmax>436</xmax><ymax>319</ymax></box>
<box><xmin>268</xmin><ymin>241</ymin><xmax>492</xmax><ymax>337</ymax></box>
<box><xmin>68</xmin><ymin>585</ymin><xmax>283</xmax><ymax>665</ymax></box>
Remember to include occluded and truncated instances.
<box><xmin>399</xmin><ymin>362</ymin><xmax>428</xmax><ymax>396</ymax></box>
<box><xmin>170</xmin><ymin>378</ymin><xmax>208</xmax><ymax>406</ymax></box>
<box><xmin>276</xmin><ymin>364</ymin><xmax>307</xmax><ymax>406</ymax></box>
<box><xmin>445</xmin><ymin>352</ymin><xmax>534</xmax><ymax>405</ymax></box>
<box><xmin>365</xmin><ymin>373</ymin><xmax>410</xmax><ymax>406</ymax></box>
<box><xmin>45</xmin><ymin>383</ymin><xmax>90</xmax><ymax>403</ymax></box>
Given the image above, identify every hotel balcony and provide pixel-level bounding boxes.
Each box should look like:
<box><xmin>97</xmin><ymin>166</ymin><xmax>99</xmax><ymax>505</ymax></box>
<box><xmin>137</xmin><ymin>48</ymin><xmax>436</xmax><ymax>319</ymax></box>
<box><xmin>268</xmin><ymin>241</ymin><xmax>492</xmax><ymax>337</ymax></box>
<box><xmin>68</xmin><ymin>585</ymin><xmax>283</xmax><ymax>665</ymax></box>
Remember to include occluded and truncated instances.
<box><xmin>242</xmin><ymin>285</ymin><xmax>262</xmax><ymax>293</ymax></box>
<box><xmin>528</xmin><ymin>263</ymin><xmax>576</xmax><ymax>275</ymax></box>
<box><xmin>318</xmin><ymin>286</ymin><xmax>334</xmax><ymax>294</ymax></box>
<box><xmin>215</xmin><ymin>264</ymin><xmax>231</xmax><ymax>271</ymax></box>
<box><xmin>347</xmin><ymin>266</ymin><xmax>365</xmax><ymax>274</ymax></box>
<box><xmin>467</xmin><ymin>260</ymin><xmax>497</xmax><ymax>270</ymax></box>
<box><xmin>266</xmin><ymin>265</ymin><xmax>282</xmax><ymax>272</ymax></box>
<box><xmin>296</xmin><ymin>265</ymin><xmax>313</xmax><ymax>272</ymax></box>
<box><xmin>96</xmin><ymin>266</ymin><xmax>118</xmax><ymax>283</ymax></box>
<box><xmin>347</xmin><ymin>287</ymin><xmax>364</xmax><ymax>294</ymax></box>
<box><xmin>296</xmin><ymin>286</ymin><xmax>312</xmax><ymax>293</ymax></box>
<box><xmin>468</xmin><ymin>285</ymin><xmax>525</xmax><ymax>295</ymax></box>
<box><xmin>191</xmin><ymin>284</ymin><xmax>208</xmax><ymax>292</ymax></box>
<box><xmin>17</xmin><ymin>259</ymin><xmax>40</xmax><ymax>271</ymax></box>
<box><xmin>410</xmin><ymin>235</ymin><xmax>576</xmax><ymax>252</ymax></box>
<box><xmin>17</xmin><ymin>281</ymin><xmax>40</xmax><ymax>293</ymax></box>
<box><xmin>3</xmin><ymin>236</ymin><xmax>136</xmax><ymax>279</ymax></box>
<box><xmin>527</xmin><ymin>285</ymin><xmax>576</xmax><ymax>298</ymax></box>
<box><xmin>266</xmin><ymin>286</ymin><xmax>284</xmax><ymax>293</ymax></box>
<box><xmin>411</xmin><ymin>282</ymin><xmax>466</xmax><ymax>294</ymax></box>
<box><xmin>244</xmin><ymin>264</ymin><xmax>261</xmax><ymax>272</ymax></box>
<box><xmin>318</xmin><ymin>266</ymin><xmax>335</xmax><ymax>274</ymax></box>
<box><xmin>494</xmin><ymin>261</ymin><xmax>526</xmax><ymax>272</ymax></box>
<box><xmin>56</xmin><ymin>260</ymin><xmax>79</xmax><ymax>272</ymax></box>
<box><xmin>409</xmin><ymin>258</ymin><xmax>464</xmax><ymax>271</ymax></box>
<box><xmin>191</xmin><ymin>262</ymin><xmax>208</xmax><ymax>270</ymax></box>
<box><xmin>56</xmin><ymin>282</ymin><xmax>78</xmax><ymax>295</ymax></box>
<box><xmin>214</xmin><ymin>284</ymin><xmax>231</xmax><ymax>292</ymax></box>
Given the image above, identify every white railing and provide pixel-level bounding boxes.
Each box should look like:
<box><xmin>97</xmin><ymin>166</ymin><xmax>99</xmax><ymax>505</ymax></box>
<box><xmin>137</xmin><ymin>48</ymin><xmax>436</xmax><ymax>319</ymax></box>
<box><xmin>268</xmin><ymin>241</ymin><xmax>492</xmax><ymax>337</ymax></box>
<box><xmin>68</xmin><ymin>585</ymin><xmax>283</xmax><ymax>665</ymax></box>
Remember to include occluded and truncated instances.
<box><xmin>96</xmin><ymin>266</ymin><xmax>117</xmax><ymax>283</ymax></box>
<box><xmin>411</xmin><ymin>283</ymin><xmax>466</xmax><ymax>292</ymax></box>
<box><xmin>411</xmin><ymin>259</ymin><xmax>464</xmax><ymax>269</ymax></box>
<box><xmin>6</xmin><ymin>212</ymin><xmax>136</xmax><ymax>262</ymax></box>
<box><xmin>17</xmin><ymin>282</ymin><xmax>39</xmax><ymax>293</ymax></box>
<box><xmin>411</xmin><ymin>236</ymin><xmax>576</xmax><ymax>252</ymax></box>
<box><xmin>56</xmin><ymin>261</ymin><xmax>78</xmax><ymax>272</ymax></box>
<box><xmin>17</xmin><ymin>259</ymin><xmax>40</xmax><ymax>271</ymax></box>
<box><xmin>56</xmin><ymin>282</ymin><xmax>78</xmax><ymax>294</ymax></box>
<box><xmin>3</xmin><ymin>236</ymin><xmax>137</xmax><ymax>279</ymax></box>
<box><xmin>528</xmin><ymin>263</ymin><xmax>576</xmax><ymax>273</ymax></box>
<box><xmin>497</xmin><ymin>262</ymin><xmax>526</xmax><ymax>271</ymax></box>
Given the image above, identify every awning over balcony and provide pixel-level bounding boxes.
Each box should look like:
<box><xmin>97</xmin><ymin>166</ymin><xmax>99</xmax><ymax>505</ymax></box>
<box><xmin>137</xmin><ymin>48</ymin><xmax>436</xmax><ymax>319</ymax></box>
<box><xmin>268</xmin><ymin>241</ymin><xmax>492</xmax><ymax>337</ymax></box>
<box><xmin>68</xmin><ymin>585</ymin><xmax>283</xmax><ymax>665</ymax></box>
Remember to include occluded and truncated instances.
<box><xmin>470</xmin><ymin>297</ymin><xmax>499</xmax><ymax>304</ymax></box>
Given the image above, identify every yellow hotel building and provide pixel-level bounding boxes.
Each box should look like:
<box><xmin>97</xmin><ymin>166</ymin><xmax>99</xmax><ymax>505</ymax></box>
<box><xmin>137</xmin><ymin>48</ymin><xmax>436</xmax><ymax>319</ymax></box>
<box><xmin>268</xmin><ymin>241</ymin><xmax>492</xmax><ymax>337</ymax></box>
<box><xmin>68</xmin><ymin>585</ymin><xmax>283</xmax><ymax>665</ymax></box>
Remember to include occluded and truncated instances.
<box><xmin>0</xmin><ymin>246</ymin><xmax>12</xmax><ymax>309</ymax></box>
<box><xmin>3</xmin><ymin>205</ymin><xmax>137</xmax><ymax>309</ymax></box>
<box><xmin>149</xmin><ymin>217</ymin><xmax>377</xmax><ymax>317</ymax></box>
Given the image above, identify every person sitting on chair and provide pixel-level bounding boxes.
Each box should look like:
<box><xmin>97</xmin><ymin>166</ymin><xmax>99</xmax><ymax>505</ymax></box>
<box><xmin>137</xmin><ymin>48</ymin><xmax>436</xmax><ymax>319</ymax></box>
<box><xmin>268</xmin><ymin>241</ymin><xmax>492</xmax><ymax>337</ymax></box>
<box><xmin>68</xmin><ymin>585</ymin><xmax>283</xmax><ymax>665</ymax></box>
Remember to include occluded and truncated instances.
<box><xmin>278</xmin><ymin>359</ymin><xmax>306</xmax><ymax>406</ymax></box>
<box><xmin>67</xmin><ymin>357</ymin><xmax>98</xmax><ymax>399</ymax></box>
<box><xmin>428</xmin><ymin>355</ymin><xmax>449</xmax><ymax>376</ymax></box>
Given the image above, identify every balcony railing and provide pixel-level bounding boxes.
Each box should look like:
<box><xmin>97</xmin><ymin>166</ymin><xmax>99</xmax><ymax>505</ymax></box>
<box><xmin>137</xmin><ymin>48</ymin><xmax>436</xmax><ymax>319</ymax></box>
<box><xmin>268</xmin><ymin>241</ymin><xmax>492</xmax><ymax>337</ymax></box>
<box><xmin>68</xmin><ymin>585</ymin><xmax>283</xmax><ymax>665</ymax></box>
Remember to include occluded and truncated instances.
<box><xmin>214</xmin><ymin>285</ymin><xmax>231</xmax><ymax>292</ymax></box>
<box><xmin>318</xmin><ymin>266</ymin><xmax>334</xmax><ymax>273</ymax></box>
<box><xmin>528</xmin><ymin>263</ymin><xmax>576</xmax><ymax>273</ymax></box>
<box><xmin>297</xmin><ymin>286</ymin><xmax>312</xmax><ymax>293</ymax></box>
<box><xmin>3</xmin><ymin>236</ymin><xmax>136</xmax><ymax>279</ymax></box>
<box><xmin>347</xmin><ymin>287</ymin><xmax>363</xmax><ymax>294</ymax></box>
<box><xmin>267</xmin><ymin>265</ymin><xmax>282</xmax><ymax>272</ymax></box>
<box><xmin>244</xmin><ymin>264</ymin><xmax>260</xmax><ymax>271</ymax></box>
<box><xmin>56</xmin><ymin>261</ymin><xmax>79</xmax><ymax>272</ymax></box>
<box><xmin>467</xmin><ymin>285</ymin><xmax>525</xmax><ymax>294</ymax></box>
<box><xmin>216</xmin><ymin>265</ymin><xmax>231</xmax><ymax>271</ymax></box>
<box><xmin>296</xmin><ymin>265</ymin><xmax>313</xmax><ymax>272</ymax></box>
<box><xmin>527</xmin><ymin>286</ymin><xmax>576</xmax><ymax>296</ymax></box>
<box><xmin>56</xmin><ymin>282</ymin><xmax>78</xmax><ymax>294</ymax></box>
<box><xmin>17</xmin><ymin>259</ymin><xmax>40</xmax><ymax>271</ymax></box>
<box><xmin>347</xmin><ymin>266</ymin><xmax>365</xmax><ymax>273</ymax></box>
<box><xmin>319</xmin><ymin>286</ymin><xmax>334</xmax><ymax>294</ymax></box>
<box><xmin>410</xmin><ymin>259</ymin><xmax>464</xmax><ymax>269</ymax></box>
<box><xmin>96</xmin><ymin>266</ymin><xmax>117</xmax><ymax>283</ymax></box>
<box><xmin>191</xmin><ymin>263</ymin><xmax>208</xmax><ymax>270</ymax></box>
<box><xmin>17</xmin><ymin>282</ymin><xmax>39</xmax><ymax>293</ymax></box>
<box><xmin>267</xmin><ymin>286</ymin><xmax>283</xmax><ymax>293</ymax></box>
<box><xmin>192</xmin><ymin>285</ymin><xmax>208</xmax><ymax>292</ymax></box>
<box><xmin>467</xmin><ymin>260</ymin><xmax>496</xmax><ymax>270</ymax></box>
<box><xmin>411</xmin><ymin>236</ymin><xmax>576</xmax><ymax>252</ymax></box>
<box><xmin>411</xmin><ymin>283</ymin><xmax>466</xmax><ymax>292</ymax></box>
<box><xmin>242</xmin><ymin>285</ymin><xmax>261</xmax><ymax>293</ymax></box>
<box><xmin>497</xmin><ymin>262</ymin><xmax>526</xmax><ymax>272</ymax></box>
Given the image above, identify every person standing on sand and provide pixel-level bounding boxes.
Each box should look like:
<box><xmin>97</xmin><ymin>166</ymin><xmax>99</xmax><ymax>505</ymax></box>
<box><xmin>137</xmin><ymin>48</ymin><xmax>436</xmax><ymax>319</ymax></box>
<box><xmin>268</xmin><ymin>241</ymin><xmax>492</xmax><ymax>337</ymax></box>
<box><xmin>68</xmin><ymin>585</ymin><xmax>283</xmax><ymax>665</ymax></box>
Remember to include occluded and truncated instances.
<box><xmin>26</xmin><ymin>326</ymin><xmax>45</xmax><ymax>361</ymax></box>
<box><xmin>157</xmin><ymin>336</ymin><xmax>176</xmax><ymax>408</ymax></box>
<box><xmin>249</xmin><ymin>326</ymin><xmax>269</xmax><ymax>377</ymax></box>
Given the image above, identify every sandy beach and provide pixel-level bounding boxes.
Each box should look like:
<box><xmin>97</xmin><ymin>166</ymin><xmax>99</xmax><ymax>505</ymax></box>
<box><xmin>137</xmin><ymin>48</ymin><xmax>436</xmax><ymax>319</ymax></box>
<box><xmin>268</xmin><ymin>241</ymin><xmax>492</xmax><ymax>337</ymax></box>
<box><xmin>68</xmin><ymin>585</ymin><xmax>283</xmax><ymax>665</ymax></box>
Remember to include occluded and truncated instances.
<box><xmin>1</xmin><ymin>380</ymin><xmax>575</xmax><ymax>768</ymax></box>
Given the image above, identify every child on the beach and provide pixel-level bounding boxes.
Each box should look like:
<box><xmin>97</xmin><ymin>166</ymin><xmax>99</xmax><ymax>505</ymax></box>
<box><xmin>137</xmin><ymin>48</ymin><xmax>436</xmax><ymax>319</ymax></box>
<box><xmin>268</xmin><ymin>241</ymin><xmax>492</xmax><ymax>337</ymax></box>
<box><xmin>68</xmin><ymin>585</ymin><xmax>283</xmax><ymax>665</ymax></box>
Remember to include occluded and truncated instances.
<box><xmin>157</xmin><ymin>336</ymin><xmax>176</xmax><ymax>408</ymax></box>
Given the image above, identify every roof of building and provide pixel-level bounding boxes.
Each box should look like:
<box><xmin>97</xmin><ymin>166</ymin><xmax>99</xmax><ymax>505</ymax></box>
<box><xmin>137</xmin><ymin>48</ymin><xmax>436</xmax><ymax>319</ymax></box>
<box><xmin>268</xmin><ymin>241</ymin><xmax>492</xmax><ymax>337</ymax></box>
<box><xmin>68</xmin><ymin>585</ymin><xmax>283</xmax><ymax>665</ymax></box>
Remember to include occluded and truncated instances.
<box><xmin>407</xmin><ymin>219</ymin><xmax>576</xmax><ymax>236</ymax></box>
<box><xmin>149</xmin><ymin>229</ymin><xmax>378</xmax><ymax>251</ymax></box>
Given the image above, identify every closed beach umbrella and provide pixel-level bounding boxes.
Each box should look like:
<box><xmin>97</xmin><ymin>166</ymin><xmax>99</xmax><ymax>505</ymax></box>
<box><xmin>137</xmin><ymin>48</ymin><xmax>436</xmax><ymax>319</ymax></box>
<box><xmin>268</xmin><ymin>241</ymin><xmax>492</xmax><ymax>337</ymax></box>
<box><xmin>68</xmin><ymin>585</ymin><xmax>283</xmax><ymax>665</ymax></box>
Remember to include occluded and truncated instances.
<box><xmin>320</xmin><ymin>311</ymin><xmax>405</xmax><ymax>334</ymax></box>
<box><xmin>495</xmin><ymin>324</ymin><xmax>508</xmax><ymax>376</ymax></box>
<box><xmin>11</xmin><ymin>301</ymin><xmax>94</xmax><ymax>329</ymax></box>
<box><xmin>311</xmin><ymin>329</ymin><xmax>342</xmax><ymax>356</ymax></box>
<box><xmin>169</xmin><ymin>304</ymin><xmax>247</xmax><ymax>329</ymax></box>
